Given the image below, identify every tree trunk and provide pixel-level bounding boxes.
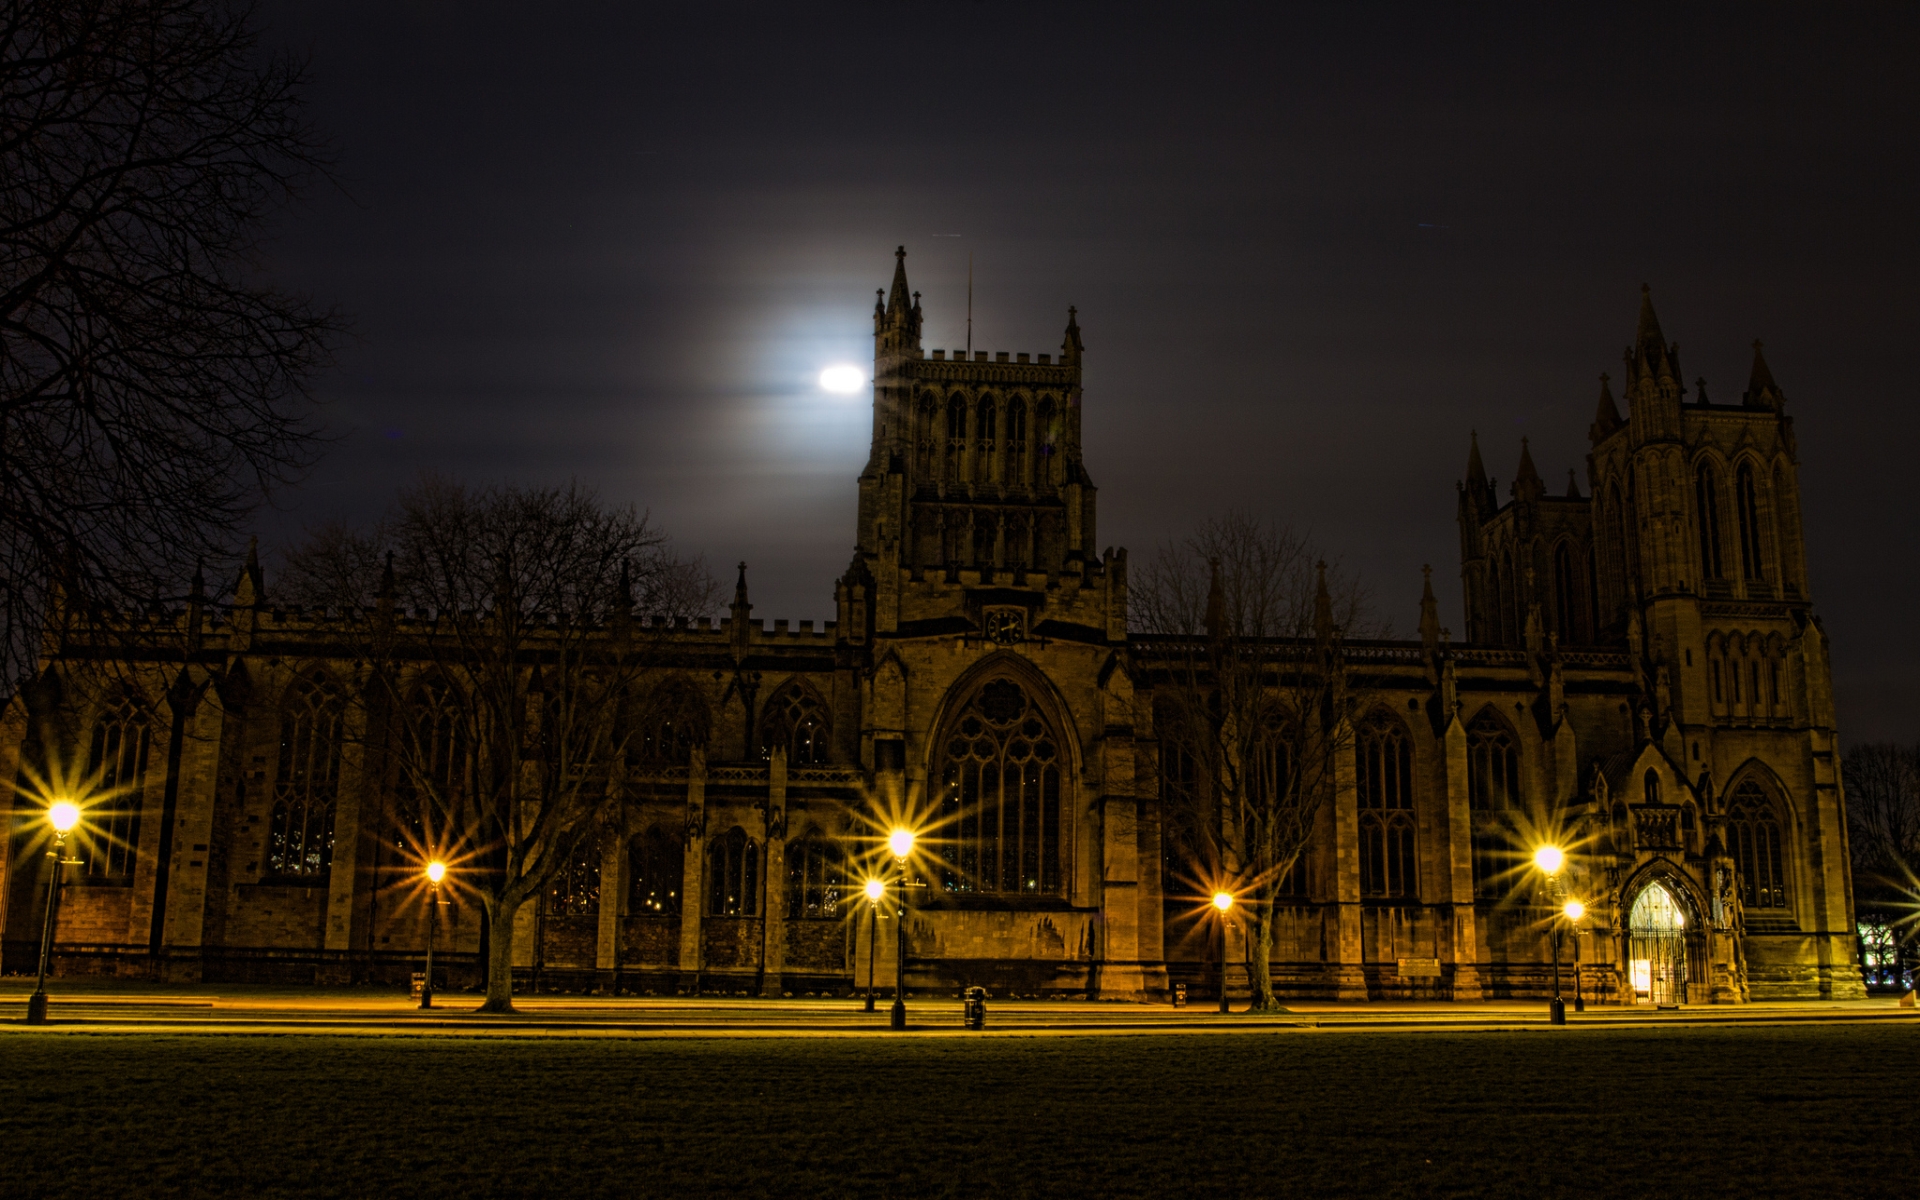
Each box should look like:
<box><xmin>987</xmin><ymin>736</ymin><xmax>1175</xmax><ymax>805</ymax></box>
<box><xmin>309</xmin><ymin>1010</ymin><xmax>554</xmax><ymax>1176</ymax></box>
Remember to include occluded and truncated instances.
<box><xmin>1246</xmin><ymin>895</ymin><xmax>1284</xmax><ymax>1010</ymax></box>
<box><xmin>476</xmin><ymin>896</ymin><xmax>521</xmax><ymax>1014</ymax></box>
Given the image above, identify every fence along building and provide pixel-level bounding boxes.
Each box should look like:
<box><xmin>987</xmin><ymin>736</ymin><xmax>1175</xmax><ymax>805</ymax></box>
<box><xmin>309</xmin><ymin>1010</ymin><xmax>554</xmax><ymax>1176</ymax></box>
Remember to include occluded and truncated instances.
<box><xmin>0</xmin><ymin>254</ymin><xmax>1865</xmax><ymax>1002</ymax></box>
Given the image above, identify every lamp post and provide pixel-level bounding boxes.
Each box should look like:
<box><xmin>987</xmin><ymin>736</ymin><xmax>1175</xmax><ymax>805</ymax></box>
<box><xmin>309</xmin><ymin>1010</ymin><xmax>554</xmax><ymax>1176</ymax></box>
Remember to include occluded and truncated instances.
<box><xmin>421</xmin><ymin>860</ymin><xmax>447</xmax><ymax>1009</ymax></box>
<box><xmin>888</xmin><ymin>827</ymin><xmax>915</xmax><ymax>1031</ymax></box>
<box><xmin>1532</xmin><ymin>845</ymin><xmax>1568</xmax><ymax>1025</ymax></box>
<box><xmin>1212</xmin><ymin>891</ymin><xmax>1235</xmax><ymax>1014</ymax></box>
<box><xmin>1561</xmin><ymin>898</ymin><xmax>1586</xmax><ymax>1015</ymax></box>
<box><xmin>27</xmin><ymin>801</ymin><xmax>82</xmax><ymax>1025</ymax></box>
<box><xmin>862</xmin><ymin>876</ymin><xmax>885</xmax><ymax>1012</ymax></box>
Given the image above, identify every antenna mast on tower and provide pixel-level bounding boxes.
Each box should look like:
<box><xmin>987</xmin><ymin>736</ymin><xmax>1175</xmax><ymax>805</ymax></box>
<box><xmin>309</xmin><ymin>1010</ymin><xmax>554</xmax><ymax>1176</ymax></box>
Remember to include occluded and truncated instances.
<box><xmin>966</xmin><ymin>254</ymin><xmax>973</xmax><ymax>357</ymax></box>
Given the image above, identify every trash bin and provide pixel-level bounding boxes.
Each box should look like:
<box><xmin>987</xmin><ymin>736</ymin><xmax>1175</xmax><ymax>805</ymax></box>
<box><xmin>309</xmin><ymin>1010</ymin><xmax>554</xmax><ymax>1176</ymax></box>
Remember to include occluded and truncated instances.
<box><xmin>1172</xmin><ymin>983</ymin><xmax>1188</xmax><ymax>1009</ymax></box>
<box><xmin>964</xmin><ymin>986</ymin><xmax>986</xmax><ymax>1030</ymax></box>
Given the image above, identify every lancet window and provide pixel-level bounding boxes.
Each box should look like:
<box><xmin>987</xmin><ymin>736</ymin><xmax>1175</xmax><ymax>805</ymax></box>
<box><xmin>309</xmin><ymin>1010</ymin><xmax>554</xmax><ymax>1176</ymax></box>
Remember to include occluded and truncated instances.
<box><xmin>1729</xmin><ymin>780</ymin><xmax>1787</xmax><ymax>909</ymax></box>
<box><xmin>1553</xmin><ymin>541</ymin><xmax>1589</xmax><ymax>644</ymax></box>
<box><xmin>1357</xmin><ymin>715</ymin><xmax>1415</xmax><ymax>899</ymax></box>
<box><xmin>1007</xmin><ymin>399</ymin><xmax>1028</xmax><ymax>485</ymax></box>
<box><xmin>83</xmin><ymin>696</ymin><xmax>150</xmax><ymax>880</ymax></box>
<box><xmin>946</xmin><ymin>397</ymin><xmax>967</xmax><ymax>482</ymax></box>
<box><xmin>1736</xmin><ymin>463</ymin><xmax>1767</xmax><ymax>581</ymax></box>
<box><xmin>1696</xmin><ymin>464</ymin><xmax>1725</xmax><ymax>579</ymax></box>
<box><xmin>939</xmin><ymin>678</ymin><xmax>1065</xmax><ymax>896</ymax></box>
<box><xmin>976</xmin><ymin>399</ymin><xmax>997</xmax><ymax>482</ymax></box>
<box><xmin>394</xmin><ymin>680</ymin><xmax>464</xmax><ymax>857</ymax></box>
<box><xmin>707</xmin><ymin>826</ymin><xmax>759</xmax><ymax>916</ymax></box>
<box><xmin>1467</xmin><ymin>711</ymin><xmax>1520</xmax><ymax>811</ymax></box>
<box><xmin>269</xmin><ymin>675</ymin><xmax>343</xmax><ymax>878</ymax></box>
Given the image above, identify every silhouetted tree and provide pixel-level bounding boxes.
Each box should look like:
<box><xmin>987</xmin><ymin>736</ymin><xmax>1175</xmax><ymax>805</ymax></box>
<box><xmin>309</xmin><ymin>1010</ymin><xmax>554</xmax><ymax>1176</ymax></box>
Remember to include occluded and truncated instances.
<box><xmin>1133</xmin><ymin>512</ymin><xmax>1382</xmax><ymax>1011</ymax></box>
<box><xmin>281</xmin><ymin>477</ymin><xmax>714</xmax><ymax>1012</ymax></box>
<box><xmin>1843</xmin><ymin>740</ymin><xmax>1920</xmax><ymax>988</ymax></box>
<box><xmin>0</xmin><ymin>0</ymin><xmax>335</xmax><ymax>685</ymax></box>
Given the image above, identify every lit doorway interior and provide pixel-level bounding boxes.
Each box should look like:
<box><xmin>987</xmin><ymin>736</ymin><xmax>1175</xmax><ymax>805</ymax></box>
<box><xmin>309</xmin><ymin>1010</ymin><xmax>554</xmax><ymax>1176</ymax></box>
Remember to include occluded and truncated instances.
<box><xmin>1629</xmin><ymin>882</ymin><xmax>1689</xmax><ymax>1006</ymax></box>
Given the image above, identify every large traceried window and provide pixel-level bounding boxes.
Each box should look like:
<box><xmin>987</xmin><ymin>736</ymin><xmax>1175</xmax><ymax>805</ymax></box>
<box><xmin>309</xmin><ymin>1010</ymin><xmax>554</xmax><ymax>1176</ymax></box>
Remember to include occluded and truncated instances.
<box><xmin>1467</xmin><ymin>711</ymin><xmax>1521</xmax><ymax>811</ymax></box>
<box><xmin>707</xmin><ymin>826</ymin><xmax>759</xmax><ymax>916</ymax></box>
<box><xmin>628</xmin><ymin>826</ymin><xmax>683</xmax><ymax>915</ymax></box>
<box><xmin>787</xmin><ymin>836</ymin><xmax>846</xmax><ymax>919</ymax></box>
<box><xmin>1006</xmin><ymin>398</ymin><xmax>1028</xmax><ymax>485</ymax></box>
<box><xmin>84</xmin><ymin>696</ymin><xmax>150</xmax><ymax>880</ymax></box>
<box><xmin>761</xmin><ymin>681</ymin><xmax>831</xmax><ymax>765</ymax></box>
<box><xmin>939</xmin><ymin>678</ymin><xmax>1065</xmax><ymax>896</ymax></box>
<box><xmin>394</xmin><ymin>680</ymin><xmax>464</xmax><ymax>857</ymax></box>
<box><xmin>270</xmin><ymin>675</ymin><xmax>343</xmax><ymax>878</ymax></box>
<box><xmin>1357</xmin><ymin>715</ymin><xmax>1415</xmax><ymax>899</ymax></box>
<box><xmin>1728</xmin><ymin>780</ymin><xmax>1787</xmax><ymax>910</ymax></box>
<box><xmin>1553</xmin><ymin>542</ymin><xmax>1589</xmax><ymax>644</ymax></box>
<box><xmin>630</xmin><ymin>680</ymin><xmax>708</xmax><ymax>767</ymax></box>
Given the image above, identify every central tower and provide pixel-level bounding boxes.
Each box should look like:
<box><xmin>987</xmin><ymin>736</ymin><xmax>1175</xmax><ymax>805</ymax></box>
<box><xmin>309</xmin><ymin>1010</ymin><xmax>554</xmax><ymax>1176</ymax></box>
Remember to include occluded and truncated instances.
<box><xmin>854</xmin><ymin>247</ymin><xmax>1096</xmax><ymax>579</ymax></box>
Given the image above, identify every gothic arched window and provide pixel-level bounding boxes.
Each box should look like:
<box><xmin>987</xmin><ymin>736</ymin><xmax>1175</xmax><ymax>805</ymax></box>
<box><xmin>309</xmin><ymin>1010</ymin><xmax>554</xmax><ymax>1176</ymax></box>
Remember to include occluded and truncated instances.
<box><xmin>916</xmin><ymin>395</ymin><xmax>937</xmax><ymax>478</ymax></box>
<box><xmin>707</xmin><ymin>826</ymin><xmax>759</xmax><ymax>916</ymax></box>
<box><xmin>84</xmin><ymin>696</ymin><xmax>150</xmax><ymax>880</ymax></box>
<box><xmin>1695</xmin><ymin>464</ymin><xmax>1724</xmax><ymax>580</ymax></box>
<box><xmin>269</xmin><ymin>675</ymin><xmax>343</xmax><ymax>878</ymax></box>
<box><xmin>1007</xmin><ymin>398</ymin><xmax>1028</xmax><ymax>485</ymax></box>
<box><xmin>1643</xmin><ymin>769</ymin><xmax>1662</xmax><ymax>806</ymax></box>
<box><xmin>1497</xmin><ymin>550</ymin><xmax>1517</xmax><ymax>645</ymax></box>
<box><xmin>1036</xmin><ymin>399</ymin><xmax>1057</xmax><ymax>485</ymax></box>
<box><xmin>976</xmin><ymin>397</ymin><xmax>997</xmax><ymax>481</ymax></box>
<box><xmin>786</xmin><ymin>835</ymin><xmax>846</xmax><ymax>919</ymax></box>
<box><xmin>1728</xmin><ymin>780</ymin><xmax>1787</xmax><ymax>909</ymax></box>
<box><xmin>395</xmin><ymin>680</ymin><xmax>464</xmax><ymax>857</ymax></box>
<box><xmin>631</xmin><ymin>680</ymin><xmax>708</xmax><ymax>766</ymax></box>
<box><xmin>1356</xmin><ymin>715</ymin><xmax>1412</xmax><ymax>811</ymax></box>
<box><xmin>762</xmin><ymin>680</ymin><xmax>831</xmax><ymax>765</ymax></box>
<box><xmin>946</xmin><ymin>397</ymin><xmax>968</xmax><ymax>482</ymax></box>
<box><xmin>1554</xmin><ymin>541</ymin><xmax>1588</xmax><ymax>644</ymax></box>
<box><xmin>1735</xmin><ymin>462</ymin><xmax>1767</xmax><ymax>582</ymax></box>
<box><xmin>628</xmin><ymin>826</ymin><xmax>683</xmax><ymax>915</ymax></box>
<box><xmin>548</xmin><ymin>833</ymin><xmax>602</xmax><ymax>917</ymax></box>
<box><xmin>939</xmin><ymin>678</ymin><xmax>1065</xmax><ymax>896</ymax></box>
<box><xmin>1467</xmin><ymin>711</ymin><xmax>1520</xmax><ymax>811</ymax></box>
<box><xmin>1357</xmin><ymin>715</ymin><xmax>1415</xmax><ymax>899</ymax></box>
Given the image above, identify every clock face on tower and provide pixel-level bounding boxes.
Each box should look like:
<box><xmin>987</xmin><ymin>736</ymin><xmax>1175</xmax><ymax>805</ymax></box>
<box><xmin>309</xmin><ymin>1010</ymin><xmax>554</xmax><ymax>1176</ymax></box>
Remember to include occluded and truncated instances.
<box><xmin>984</xmin><ymin>607</ymin><xmax>1026</xmax><ymax>645</ymax></box>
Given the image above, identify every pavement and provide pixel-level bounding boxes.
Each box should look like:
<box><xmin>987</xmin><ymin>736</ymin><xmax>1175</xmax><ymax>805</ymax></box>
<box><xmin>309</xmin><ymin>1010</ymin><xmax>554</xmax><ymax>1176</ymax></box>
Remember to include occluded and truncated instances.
<box><xmin>2</xmin><ymin>979</ymin><xmax>1914</xmax><ymax>1037</ymax></box>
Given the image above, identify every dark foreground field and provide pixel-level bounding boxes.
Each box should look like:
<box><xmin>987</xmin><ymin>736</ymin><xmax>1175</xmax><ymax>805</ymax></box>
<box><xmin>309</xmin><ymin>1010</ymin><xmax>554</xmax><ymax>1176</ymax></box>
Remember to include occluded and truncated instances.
<box><xmin>1</xmin><ymin>1025</ymin><xmax>1913</xmax><ymax>1199</ymax></box>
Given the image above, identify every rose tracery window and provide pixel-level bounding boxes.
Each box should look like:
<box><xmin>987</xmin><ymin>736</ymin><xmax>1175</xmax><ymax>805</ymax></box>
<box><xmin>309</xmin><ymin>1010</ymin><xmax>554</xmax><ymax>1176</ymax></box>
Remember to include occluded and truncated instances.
<box><xmin>940</xmin><ymin>678</ymin><xmax>1065</xmax><ymax>896</ymax></box>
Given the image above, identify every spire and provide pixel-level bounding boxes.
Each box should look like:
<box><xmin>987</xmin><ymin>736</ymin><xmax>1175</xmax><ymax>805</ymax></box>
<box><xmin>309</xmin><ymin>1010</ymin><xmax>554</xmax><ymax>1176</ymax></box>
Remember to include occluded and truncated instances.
<box><xmin>732</xmin><ymin>560</ymin><xmax>750</xmax><ymax>612</ymax></box>
<box><xmin>1589</xmin><ymin>372</ymin><xmax>1622</xmax><ymax>442</ymax></box>
<box><xmin>1743</xmin><ymin>339</ymin><xmax>1784</xmax><ymax>411</ymax></box>
<box><xmin>233</xmin><ymin>536</ymin><xmax>264</xmax><ymax>608</ymax></box>
<box><xmin>1566</xmin><ymin>469</ymin><xmax>1581</xmax><ymax>499</ymax></box>
<box><xmin>874</xmin><ymin>247</ymin><xmax>920</xmax><ymax>351</ymax></box>
<box><xmin>729</xmin><ymin>561</ymin><xmax>752</xmax><ymax>654</ymax></box>
<box><xmin>1204</xmin><ymin>556</ymin><xmax>1225</xmax><ymax>642</ymax></box>
<box><xmin>1628</xmin><ymin>284</ymin><xmax>1681</xmax><ymax>386</ymax></box>
<box><xmin>1418</xmin><ymin>564</ymin><xmax>1440</xmax><ymax>653</ymax></box>
<box><xmin>377</xmin><ymin>551</ymin><xmax>395</xmax><ymax>603</ymax></box>
<box><xmin>1061</xmin><ymin>305</ymin><xmax>1083</xmax><ymax>360</ymax></box>
<box><xmin>1695</xmin><ymin>376</ymin><xmax>1710</xmax><ymax>406</ymax></box>
<box><xmin>1466</xmin><ymin>429</ymin><xmax>1487</xmax><ymax>486</ymax></box>
<box><xmin>1314</xmin><ymin>561</ymin><xmax>1333</xmax><ymax>642</ymax></box>
<box><xmin>190</xmin><ymin>559</ymin><xmax>206</xmax><ymax>601</ymax></box>
<box><xmin>886</xmin><ymin>246</ymin><xmax>911</xmax><ymax>320</ymax></box>
<box><xmin>1512</xmin><ymin>437</ymin><xmax>1544</xmax><ymax>504</ymax></box>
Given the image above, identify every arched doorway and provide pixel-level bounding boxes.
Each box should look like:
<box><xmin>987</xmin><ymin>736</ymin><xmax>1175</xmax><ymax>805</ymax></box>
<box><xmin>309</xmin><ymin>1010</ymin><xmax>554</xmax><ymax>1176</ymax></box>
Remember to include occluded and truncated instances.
<box><xmin>1629</xmin><ymin>881</ymin><xmax>1690</xmax><ymax>1005</ymax></box>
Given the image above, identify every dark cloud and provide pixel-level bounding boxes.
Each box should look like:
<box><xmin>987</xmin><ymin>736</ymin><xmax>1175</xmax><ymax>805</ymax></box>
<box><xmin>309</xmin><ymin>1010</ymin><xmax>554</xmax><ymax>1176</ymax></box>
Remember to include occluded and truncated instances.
<box><xmin>258</xmin><ymin>2</ymin><xmax>1920</xmax><ymax>740</ymax></box>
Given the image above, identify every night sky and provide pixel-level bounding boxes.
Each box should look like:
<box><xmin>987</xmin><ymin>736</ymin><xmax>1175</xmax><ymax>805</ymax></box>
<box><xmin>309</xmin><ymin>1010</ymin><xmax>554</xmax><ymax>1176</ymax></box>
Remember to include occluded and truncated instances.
<box><xmin>258</xmin><ymin>4</ymin><xmax>1919</xmax><ymax>742</ymax></box>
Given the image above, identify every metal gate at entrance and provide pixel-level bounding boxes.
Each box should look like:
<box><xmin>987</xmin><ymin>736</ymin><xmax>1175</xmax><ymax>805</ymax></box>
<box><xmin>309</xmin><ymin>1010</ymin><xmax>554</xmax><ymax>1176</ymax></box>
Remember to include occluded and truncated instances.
<box><xmin>1629</xmin><ymin>882</ymin><xmax>1689</xmax><ymax>1006</ymax></box>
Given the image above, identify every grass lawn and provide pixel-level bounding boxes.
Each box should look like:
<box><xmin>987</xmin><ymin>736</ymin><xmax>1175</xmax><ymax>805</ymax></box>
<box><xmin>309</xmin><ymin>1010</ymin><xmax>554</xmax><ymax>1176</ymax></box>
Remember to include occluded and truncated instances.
<box><xmin>1</xmin><ymin>1025</ymin><xmax>1912</xmax><ymax>1199</ymax></box>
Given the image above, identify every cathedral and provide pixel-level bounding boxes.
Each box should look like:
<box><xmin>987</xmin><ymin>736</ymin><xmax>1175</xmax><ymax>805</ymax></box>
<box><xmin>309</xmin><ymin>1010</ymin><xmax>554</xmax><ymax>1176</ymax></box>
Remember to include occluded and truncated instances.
<box><xmin>0</xmin><ymin>249</ymin><xmax>1865</xmax><ymax>1003</ymax></box>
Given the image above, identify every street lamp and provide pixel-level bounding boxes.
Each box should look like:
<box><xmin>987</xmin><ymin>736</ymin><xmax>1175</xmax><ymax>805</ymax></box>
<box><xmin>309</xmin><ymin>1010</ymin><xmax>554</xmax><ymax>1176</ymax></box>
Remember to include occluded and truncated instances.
<box><xmin>1212</xmin><ymin>891</ymin><xmax>1235</xmax><ymax>1014</ymax></box>
<box><xmin>888</xmin><ymin>827</ymin><xmax>916</xmax><ymax>1031</ymax></box>
<box><xmin>420</xmin><ymin>860</ymin><xmax>447</xmax><ymax>1009</ymax></box>
<box><xmin>862</xmin><ymin>876</ymin><xmax>885</xmax><ymax>1013</ymax></box>
<box><xmin>1562</xmin><ymin>898</ymin><xmax>1586</xmax><ymax>1014</ymax></box>
<box><xmin>27</xmin><ymin>801</ymin><xmax>83</xmax><ymax>1025</ymax></box>
<box><xmin>1533</xmin><ymin>844</ymin><xmax>1568</xmax><ymax>1025</ymax></box>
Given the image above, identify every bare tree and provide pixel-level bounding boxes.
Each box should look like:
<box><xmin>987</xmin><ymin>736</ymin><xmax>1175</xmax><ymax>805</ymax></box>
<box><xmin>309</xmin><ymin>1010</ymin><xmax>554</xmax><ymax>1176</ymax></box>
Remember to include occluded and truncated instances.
<box><xmin>1132</xmin><ymin>511</ymin><xmax>1381</xmax><ymax>1011</ymax></box>
<box><xmin>0</xmin><ymin>0</ymin><xmax>335</xmax><ymax>685</ymax></box>
<box><xmin>1842</xmin><ymin>740</ymin><xmax>1920</xmax><ymax>983</ymax></box>
<box><xmin>281</xmin><ymin>477</ymin><xmax>714</xmax><ymax>1012</ymax></box>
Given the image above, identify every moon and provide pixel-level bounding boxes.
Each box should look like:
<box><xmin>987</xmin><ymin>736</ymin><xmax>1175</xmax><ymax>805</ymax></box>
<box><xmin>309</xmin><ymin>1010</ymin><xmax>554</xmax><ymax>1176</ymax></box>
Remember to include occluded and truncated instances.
<box><xmin>818</xmin><ymin>364</ymin><xmax>865</xmax><ymax>394</ymax></box>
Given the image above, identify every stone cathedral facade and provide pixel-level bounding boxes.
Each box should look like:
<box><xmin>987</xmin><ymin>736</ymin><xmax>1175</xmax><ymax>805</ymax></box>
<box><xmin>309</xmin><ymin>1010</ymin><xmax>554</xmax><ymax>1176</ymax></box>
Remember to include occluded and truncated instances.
<box><xmin>0</xmin><ymin>253</ymin><xmax>1865</xmax><ymax>1003</ymax></box>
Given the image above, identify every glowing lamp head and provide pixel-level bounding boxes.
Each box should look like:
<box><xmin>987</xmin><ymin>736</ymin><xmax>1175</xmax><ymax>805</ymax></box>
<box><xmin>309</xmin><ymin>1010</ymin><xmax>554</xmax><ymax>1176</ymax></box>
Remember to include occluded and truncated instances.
<box><xmin>1562</xmin><ymin>899</ymin><xmax>1586</xmax><ymax>922</ymax></box>
<box><xmin>863</xmin><ymin>877</ymin><xmax>886</xmax><ymax>903</ymax></box>
<box><xmin>1532</xmin><ymin>845</ymin><xmax>1566</xmax><ymax>876</ymax></box>
<box><xmin>888</xmin><ymin>828</ymin><xmax>916</xmax><ymax>859</ymax></box>
<box><xmin>48</xmin><ymin>801</ymin><xmax>80</xmax><ymax>834</ymax></box>
<box><xmin>1211</xmin><ymin>891</ymin><xmax>1234</xmax><ymax>913</ymax></box>
<box><xmin>819</xmin><ymin>364</ymin><xmax>865</xmax><ymax>394</ymax></box>
<box><xmin>426</xmin><ymin>860</ymin><xmax>447</xmax><ymax>885</ymax></box>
